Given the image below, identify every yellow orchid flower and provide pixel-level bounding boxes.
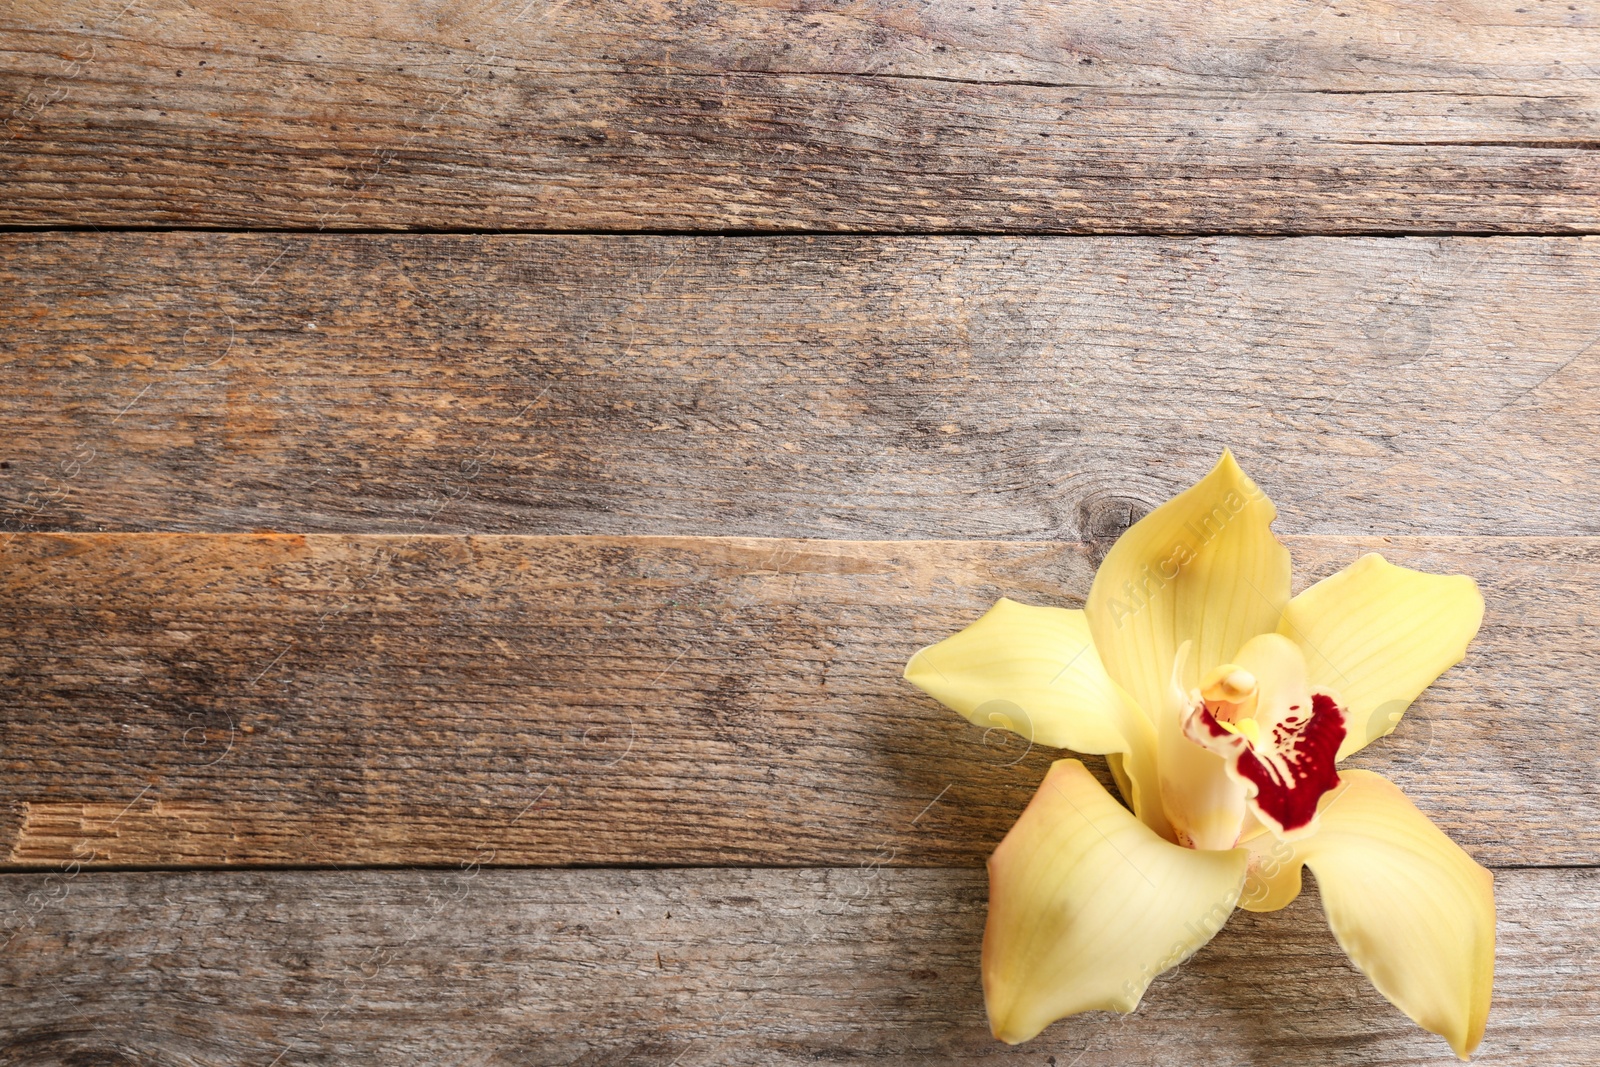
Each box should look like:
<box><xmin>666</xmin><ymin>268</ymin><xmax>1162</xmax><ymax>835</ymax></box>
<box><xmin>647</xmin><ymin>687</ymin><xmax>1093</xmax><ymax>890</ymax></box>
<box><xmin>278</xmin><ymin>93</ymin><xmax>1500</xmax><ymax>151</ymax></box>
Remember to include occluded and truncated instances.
<box><xmin>905</xmin><ymin>451</ymin><xmax>1494</xmax><ymax>1058</ymax></box>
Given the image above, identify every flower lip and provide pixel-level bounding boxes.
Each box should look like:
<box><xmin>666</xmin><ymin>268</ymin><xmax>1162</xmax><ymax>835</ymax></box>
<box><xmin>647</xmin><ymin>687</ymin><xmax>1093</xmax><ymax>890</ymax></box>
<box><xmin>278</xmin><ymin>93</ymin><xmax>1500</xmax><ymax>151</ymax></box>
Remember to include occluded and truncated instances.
<box><xmin>1189</xmin><ymin>691</ymin><xmax>1346</xmax><ymax>838</ymax></box>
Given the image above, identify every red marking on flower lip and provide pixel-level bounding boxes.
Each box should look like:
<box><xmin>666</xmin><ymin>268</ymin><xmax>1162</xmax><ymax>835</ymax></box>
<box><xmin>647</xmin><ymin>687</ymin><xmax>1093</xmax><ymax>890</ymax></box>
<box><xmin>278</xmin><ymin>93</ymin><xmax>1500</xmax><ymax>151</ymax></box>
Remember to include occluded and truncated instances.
<box><xmin>1238</xmin><ymin>693</ymin><xmax>1345</xmax><ymax>834</ymax></box>
<box><xmin>1188</xmin><ymin>693</ymin><xmax>1347</xmax><ymax>837</ymax></box>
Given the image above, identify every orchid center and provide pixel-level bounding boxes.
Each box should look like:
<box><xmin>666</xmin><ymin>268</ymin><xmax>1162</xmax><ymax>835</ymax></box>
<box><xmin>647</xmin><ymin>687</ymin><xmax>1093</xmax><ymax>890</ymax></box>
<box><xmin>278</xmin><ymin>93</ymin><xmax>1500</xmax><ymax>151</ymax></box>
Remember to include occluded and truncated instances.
<box><xmin>1199</xmin><ymin>663</ymin><xmax>1262</xmax><ymax>745</ymax></box>
<box><xmin>1182</xmin><ymin>634</ymin><xmax>1349</xmax><ymax>840</ymax></box>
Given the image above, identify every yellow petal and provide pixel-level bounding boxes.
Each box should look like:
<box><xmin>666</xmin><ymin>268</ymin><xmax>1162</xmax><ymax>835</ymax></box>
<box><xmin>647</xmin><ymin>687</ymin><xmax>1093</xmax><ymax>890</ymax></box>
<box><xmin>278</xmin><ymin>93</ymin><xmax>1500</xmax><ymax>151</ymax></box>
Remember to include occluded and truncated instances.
<box><xmin>1240</xmin><ymin>771</ymin><xmax>1494</xmax><ymax>1059</ymax></box>
<box><xmin>1085</xmin><ymin>450</ymin><xmax>1290</xmax><ymax>734</ymax></box>
<box><xmin>1277</xmin><ymin>553</ymin><xmax>1484</xmax><ymax>760</ymax></box>
<box><xmin>905</xmin><ymin>599</ymin><xmax>1167</xmax><ymax>837</ymax></box>
<box><xmin>985</xmin><ymin>759</ymin><xmax>1247</xmax><ymax>1043</ymax></box>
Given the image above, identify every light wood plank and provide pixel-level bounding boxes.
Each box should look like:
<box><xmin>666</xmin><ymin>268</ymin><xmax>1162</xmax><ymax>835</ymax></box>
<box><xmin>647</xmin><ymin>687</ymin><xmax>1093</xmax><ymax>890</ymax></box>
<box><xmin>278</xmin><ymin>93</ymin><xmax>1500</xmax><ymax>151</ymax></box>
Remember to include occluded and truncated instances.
<box><xmin>0</xmin><ymin>867</ymin><xmax>1593</xmax><ymax>1064</ymax></box>
<box><xmin>1</xmin><ymin>532</ymin><xmax>1593</xmax><ymax>868</ymax></box>
<box><xmin>2</xmin><ymin>233</ymin><xmax>1597</xmax><ymax>538</ymax></box>
<box><xmin>2</xmin><ymin>0</ymin><xmax>1598</xmax><ymax>231</ymax></box>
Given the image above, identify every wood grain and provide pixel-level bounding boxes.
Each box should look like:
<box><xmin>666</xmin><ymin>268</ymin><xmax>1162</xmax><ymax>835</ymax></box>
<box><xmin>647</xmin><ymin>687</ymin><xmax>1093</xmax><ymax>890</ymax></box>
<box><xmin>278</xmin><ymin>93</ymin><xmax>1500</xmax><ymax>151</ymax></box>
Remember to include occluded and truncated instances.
<box><xmin>1</xmin><ymin>866</ymin><xmax>1594</xmax><ymax>1064</ymax></box>
<box><xmin>1</xmin><ymin>532</ymin><xmax>1593</xmax><ymax>869</ymax></box>
<box><xmin>3</xmin><ymin>233</ymin><xmax>1598</xmax><ymax>539</ymax></box>
<box><xmin>2</xmin><ymin>0</ymin><xmax>1598</xmax><ymax>232</ymax></box>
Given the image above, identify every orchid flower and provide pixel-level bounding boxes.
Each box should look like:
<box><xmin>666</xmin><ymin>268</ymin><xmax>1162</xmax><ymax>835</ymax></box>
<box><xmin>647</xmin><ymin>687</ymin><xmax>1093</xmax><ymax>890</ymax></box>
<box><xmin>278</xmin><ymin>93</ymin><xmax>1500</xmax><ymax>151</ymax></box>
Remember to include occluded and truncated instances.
<box><xmin>905</xmin><ymin>452</ymin><xmax>1494</xmax><ymax>1058</ymax></box>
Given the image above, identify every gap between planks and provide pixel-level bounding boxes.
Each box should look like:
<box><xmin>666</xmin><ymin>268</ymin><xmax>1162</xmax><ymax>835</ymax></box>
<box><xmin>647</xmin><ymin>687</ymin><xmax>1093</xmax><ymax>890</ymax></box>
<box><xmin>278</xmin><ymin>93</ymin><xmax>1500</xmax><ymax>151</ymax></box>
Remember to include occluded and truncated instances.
<box><xmin>5</xmin><ymin>226</ymin><xmax>1600</xmax><ymax>237</ymax></box>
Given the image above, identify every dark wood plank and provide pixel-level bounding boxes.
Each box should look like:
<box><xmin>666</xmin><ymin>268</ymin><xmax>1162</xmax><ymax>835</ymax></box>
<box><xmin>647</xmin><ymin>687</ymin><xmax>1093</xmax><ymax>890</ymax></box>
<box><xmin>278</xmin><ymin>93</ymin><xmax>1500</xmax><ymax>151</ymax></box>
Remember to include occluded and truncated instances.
<box><xmin>2</xmin><ymin>0</ymin><xmax>1598</xmax><ymax>231</ymax></box>
<box><xmin>1</xmin><ymin>532</ymin><xmax>1593</xmax><ymax>868</ymax></box>
<box><xmin>1</xmin><ymin>867</ymin><xmax>1593</xmax><ymax>1064</ymax></box>
<box><xmin>3</xmin><ymin>233</ymin><xmax>1597</xmax><ymax>539</ymax></box>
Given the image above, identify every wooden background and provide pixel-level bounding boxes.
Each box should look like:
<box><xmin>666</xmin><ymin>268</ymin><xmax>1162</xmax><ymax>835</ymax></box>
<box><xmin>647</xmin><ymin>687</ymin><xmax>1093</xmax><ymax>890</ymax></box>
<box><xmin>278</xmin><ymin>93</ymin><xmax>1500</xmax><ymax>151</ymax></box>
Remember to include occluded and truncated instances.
<box><xmin>2</xmin><ymin>1</ymin><xmax>1597</xmax><ymax>1063</ymax></box>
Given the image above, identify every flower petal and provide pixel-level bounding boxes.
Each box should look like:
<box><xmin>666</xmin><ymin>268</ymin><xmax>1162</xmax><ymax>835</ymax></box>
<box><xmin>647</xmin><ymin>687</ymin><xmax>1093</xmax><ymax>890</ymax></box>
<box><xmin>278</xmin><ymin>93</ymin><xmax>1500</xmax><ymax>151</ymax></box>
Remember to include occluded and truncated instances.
<box><xmin>1086</xmin><ymin>450</ymin><xmax>1290</xmax><ymax>729</ymax></box>
<box><xmin>905</xmin><ymin>599</ymin><xmax>1167</xmax><ymax>836</ymax></box>
<box><xmin>1240</xmin><ymin>770</ymin><xmax>1494</xmax><ymax>1059</ymax></box>
<box><xmin>1277</xmin><ymin>553</ymin><xmax>1484</xmax><ymax>760</ymax></box>
<box><xmin>985</xmin><ymin>759</ymin><xmax>1247</xmax><ymax>1044</ymax></box>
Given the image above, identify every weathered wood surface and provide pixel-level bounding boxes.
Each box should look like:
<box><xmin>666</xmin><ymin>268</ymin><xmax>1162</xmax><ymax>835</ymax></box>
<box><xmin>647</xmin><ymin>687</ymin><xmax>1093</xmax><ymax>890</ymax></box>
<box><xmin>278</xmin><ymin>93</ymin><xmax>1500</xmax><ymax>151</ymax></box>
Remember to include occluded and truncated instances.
<box><xmin>3</xmin><ymin>0</ymin><xmax>1599</xmax><ymax>232</ymax></box>
<box><xmin>4</xmin><ymin>233</ymin><xmax>1598</xmax><ymax>539</ymax></box>
<box><xmin>2</xmin><ymin>532</ymin><xmax>1592</xmax><ymax>869</ymax></box>
<box><xmin>5</xmin><ymin>0</ymin><xmax>1595</xmax><ymax>1058</ymax></box>
<box><xmin>0</xmin><ymin>867</ymin><xmax>1592</xmax><ymax>1064</ymax></box>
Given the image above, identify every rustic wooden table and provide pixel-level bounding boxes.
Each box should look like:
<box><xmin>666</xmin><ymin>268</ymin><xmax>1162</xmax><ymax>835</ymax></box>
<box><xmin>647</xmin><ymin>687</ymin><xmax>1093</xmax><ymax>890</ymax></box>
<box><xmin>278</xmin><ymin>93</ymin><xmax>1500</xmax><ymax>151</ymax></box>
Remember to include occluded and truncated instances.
<box><xmin>2</xmin><ymin>1</ymin><xmax>1597</xmax><ymax>1063</ymax></box>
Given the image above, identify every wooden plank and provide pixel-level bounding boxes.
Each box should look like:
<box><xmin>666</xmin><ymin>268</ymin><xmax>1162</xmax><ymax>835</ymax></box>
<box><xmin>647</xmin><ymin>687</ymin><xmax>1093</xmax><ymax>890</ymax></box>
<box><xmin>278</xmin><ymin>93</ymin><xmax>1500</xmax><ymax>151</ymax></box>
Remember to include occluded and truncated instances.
<box><xmin>0</xmin><ymin>867</ymin><xmax>1593</xmax><ymax>1063</ymax></box>
<box><xmin>1</xmin><ymin>532</ymin><xmax>1593</xmax><ymax>869</ymax></box>
<box><xmin>2</xmin><ymin>0</ymin><xmax>1598</xmax><ymax>232</ymax></box>
<box><xmin>3</xmin><ymin>233</ymin><xmax>1597</xmax><ymax>538</ymax></box>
